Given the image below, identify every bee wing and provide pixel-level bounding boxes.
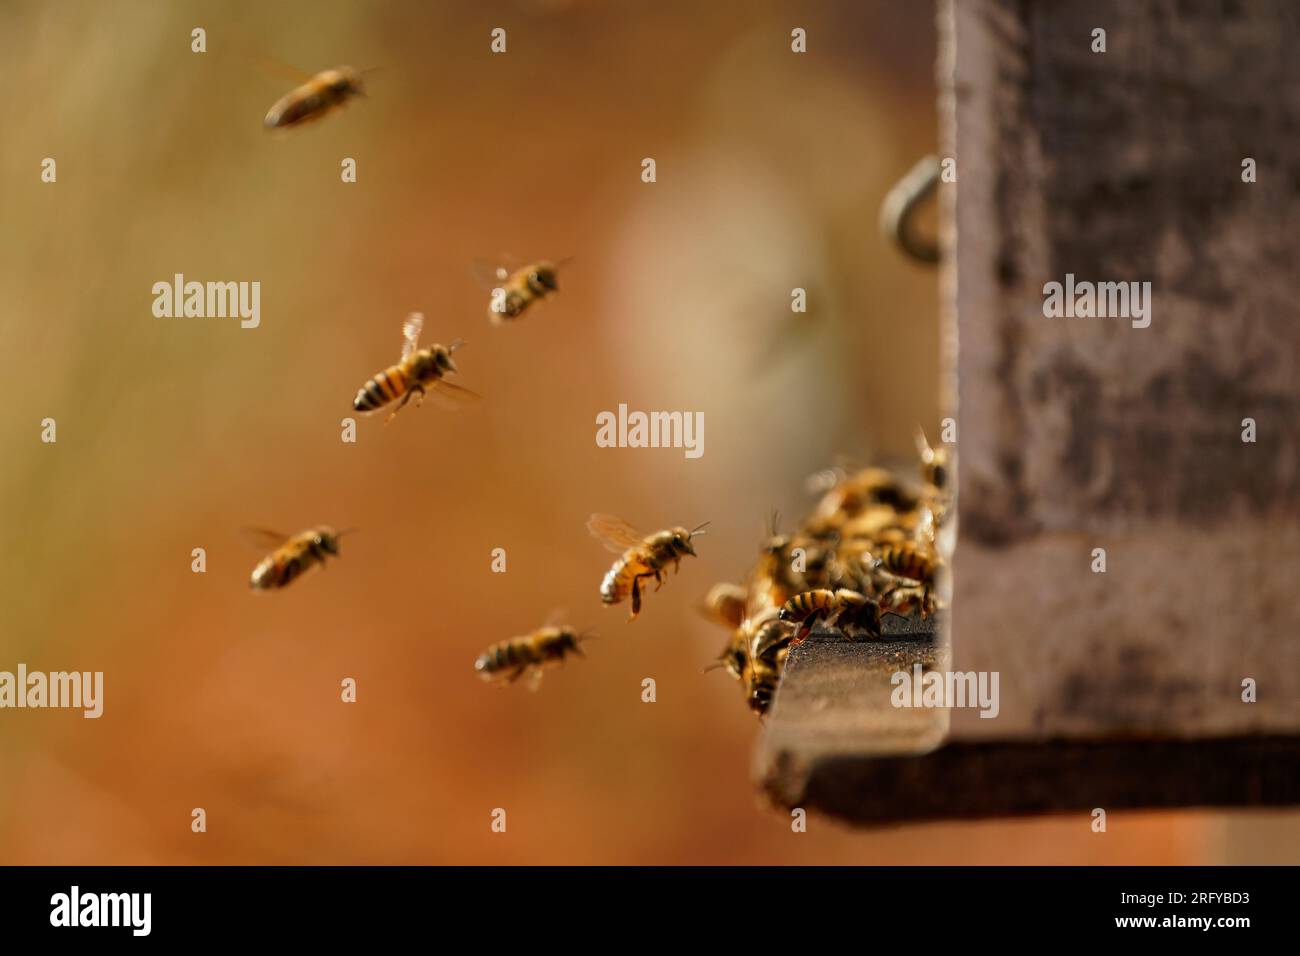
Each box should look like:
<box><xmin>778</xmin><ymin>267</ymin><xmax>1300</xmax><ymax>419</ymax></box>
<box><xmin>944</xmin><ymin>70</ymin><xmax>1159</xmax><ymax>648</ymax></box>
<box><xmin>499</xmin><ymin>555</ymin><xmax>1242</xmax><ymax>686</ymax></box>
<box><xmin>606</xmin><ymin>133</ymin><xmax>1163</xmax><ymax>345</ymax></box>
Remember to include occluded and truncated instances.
<box><xmin>401</xmin><ymin>312</ymin><xmax>424</xmax><ymax>360</ymax></box>
<box><xmin>423</xmin><ymin>380</ymin><xmax>482</xmax><ymax>409</ymax></box>
<box><xmin>587</xmin><ymin>514</ymin><xmax>646</xmax><ymax>553</ymax></box>
<box><xmin>241</xmin><ymin>527</ymin><xmax>289</xmax><ymax>551</ymax></box>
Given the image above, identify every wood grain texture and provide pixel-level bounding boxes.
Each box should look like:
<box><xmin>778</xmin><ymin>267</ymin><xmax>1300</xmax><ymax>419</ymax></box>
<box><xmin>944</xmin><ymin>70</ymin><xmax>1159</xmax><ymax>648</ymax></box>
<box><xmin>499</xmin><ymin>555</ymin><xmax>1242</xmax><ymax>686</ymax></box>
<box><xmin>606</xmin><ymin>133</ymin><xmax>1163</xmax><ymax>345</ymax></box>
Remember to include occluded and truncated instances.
<box><xmin>948</xmin><ymin>0</ymin><xmax>1300</xmax><ymax>739</ymax></box>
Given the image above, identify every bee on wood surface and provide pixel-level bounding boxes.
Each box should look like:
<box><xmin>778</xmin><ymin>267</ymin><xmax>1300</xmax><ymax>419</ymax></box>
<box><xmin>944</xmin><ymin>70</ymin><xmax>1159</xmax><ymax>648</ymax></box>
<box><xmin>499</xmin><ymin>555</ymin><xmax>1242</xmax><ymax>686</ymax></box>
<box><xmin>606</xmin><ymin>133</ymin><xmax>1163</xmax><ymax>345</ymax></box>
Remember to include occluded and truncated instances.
<box><xmin>588</xmin><ymin>514</ymin><xmax>708</xmax><ymax>620</ymax></box>
<box><xmin>352</xmin><ymin>313</ymin><xmax>479</xmax><ymax>423</ymax></box>
<box><xmin>474</xmin><ymin>625</ymin><xmax>589</xmax><ymax>690</ymax></box>
<box><xmin>778</xmin><ymin>587</ymin><xmax>890</xmax><ymax>640</ymax></box>
<box><xmin>264</xmin><ymin>66</ymin><xmax>365</xmax><ymax>130</ymax></box>
<box><xmin>247</xmin><ymin>526</ymin><xmax>352</xmax><ymax>590</ymax></box>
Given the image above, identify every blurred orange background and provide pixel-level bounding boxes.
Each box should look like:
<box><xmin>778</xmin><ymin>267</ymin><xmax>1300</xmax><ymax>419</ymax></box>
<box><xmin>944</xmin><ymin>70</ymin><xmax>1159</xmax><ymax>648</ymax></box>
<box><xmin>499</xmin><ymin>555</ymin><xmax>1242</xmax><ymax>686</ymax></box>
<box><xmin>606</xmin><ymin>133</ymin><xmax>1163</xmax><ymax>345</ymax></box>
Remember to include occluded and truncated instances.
<box><xmin>0</xmin><ymin>0</ymin><xmax>1292</xmax><ymax>864</ymax></box>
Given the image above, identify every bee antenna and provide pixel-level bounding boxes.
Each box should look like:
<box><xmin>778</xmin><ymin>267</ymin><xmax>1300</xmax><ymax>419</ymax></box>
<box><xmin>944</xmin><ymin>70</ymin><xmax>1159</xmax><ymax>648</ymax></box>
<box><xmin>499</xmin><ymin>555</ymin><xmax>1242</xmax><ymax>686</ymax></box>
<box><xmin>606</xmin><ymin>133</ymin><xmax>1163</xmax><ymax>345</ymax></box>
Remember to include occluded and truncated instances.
<box><xmin>690</xmin><ymin>521</ymin><xmax>711</xmax><ymax>538</ymax></box>
<box><xmin>915</xmin><ymin>425</ymin><xmax>934</xmax><ymax>460</ymax></box>
<box><xmin>337</xmin><ymin>528</ymin><xmax>360</xmax><ymax>537</ymax></box>
<box><xmin>448</xmin><ymin>338</ymin><xmax>466</xmax><ymax>353</ymax></box>
<box><xmin>701</xmin><ymin>660</ymin><xmax>727</xmax><ymax>674</ymax></box>
<box><xmin>555</xmin><ymin>255</ymin><xmax>577</xmax><ymax>268</ymax></box>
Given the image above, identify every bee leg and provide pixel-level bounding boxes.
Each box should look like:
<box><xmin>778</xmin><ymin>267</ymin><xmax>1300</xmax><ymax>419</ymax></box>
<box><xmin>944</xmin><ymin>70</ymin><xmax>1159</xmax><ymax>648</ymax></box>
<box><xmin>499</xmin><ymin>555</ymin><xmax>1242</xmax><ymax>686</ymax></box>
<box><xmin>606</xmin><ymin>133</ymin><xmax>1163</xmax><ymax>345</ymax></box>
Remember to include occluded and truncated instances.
<box><xmin>506</xmin><ymin>666</ymin><xmax>528</xmax><ymax>684</ymax></box>
<box><xmin>383</xmin><ymin>389</ymin><xmax>418</xmax><ymax>425</ymax></box>
<box><xmin>653</xmin><ymin>569</ymin><xmax>664</xmax><ymax>591</ymax></box>
<box><xmin>630</xmin><ymin>578</ymin><xmax>642</xmax><ymax>619</ymax></box>
<box><xmin>412</xmin><ymin>384</ymin><xmax>426</xmax><ymax>408</ymax></box>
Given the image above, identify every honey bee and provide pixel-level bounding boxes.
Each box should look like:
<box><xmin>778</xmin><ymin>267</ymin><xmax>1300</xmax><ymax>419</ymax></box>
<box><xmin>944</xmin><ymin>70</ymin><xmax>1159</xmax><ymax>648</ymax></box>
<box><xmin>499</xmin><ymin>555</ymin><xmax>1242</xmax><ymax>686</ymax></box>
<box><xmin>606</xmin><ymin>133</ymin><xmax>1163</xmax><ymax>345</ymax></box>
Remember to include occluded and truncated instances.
<box><xmin>870</xmin><ymin>541</ymin><xmax>937</xmax><ymax>587</ymax></box>
<box><xmin>915</xmin><ymin>427</ymin><xmax>950</xmax><ymax>494</ymax></box>
<box><xmin>867</xmin><ymin>541</ymin><xmax>940</xmax><ymax>619</ymax></box>
<box><xmin>741</xmin><ymin>655</ymin><xmax>781</xmax><ymax>715</ymax></box>
<box><xmin>705</xmin><ymin>628</ymin><xmax>749</xmax><ymax>681</ymax></box>
<box><xmin>778</xmin><ymin>587</ymin><xmax>888</xmax><ymax>639</ymax></box>
<box><xmin>805</xmin><ymin>467</ymin><xmax>917</xmax><ymax>538</ymax></box>
<box><xmin>703</xmin><ymin>583</ymin><xmax>748</xmax><ymax>630</ymax></box>
<box><xmin>264</xmin><ymin>66</ymin><xmax>365</xmax><ymax>130</ymax></box>
<box><xmin>352</xmin><ymin>313</ymin><xmax>479</xmax><ymax>423</ymax></box>
<box><xmin>246</xmin><ymin>526</ymin><xmax>352</xmax><ymax>590</ymax></box>
<box><xmin>587</xmin><ymin>514</ymin><xmax>708</xmax><ymax>620</ymax></box>
<box><xmin>474</xmin><ymin>626</ymin><xmax>589</xmax><ymax>689</ymax></box>
<box><xmin>484</xmin><ymin>259</ymin><xmax>567</xmax><ymax>325</ymax></box>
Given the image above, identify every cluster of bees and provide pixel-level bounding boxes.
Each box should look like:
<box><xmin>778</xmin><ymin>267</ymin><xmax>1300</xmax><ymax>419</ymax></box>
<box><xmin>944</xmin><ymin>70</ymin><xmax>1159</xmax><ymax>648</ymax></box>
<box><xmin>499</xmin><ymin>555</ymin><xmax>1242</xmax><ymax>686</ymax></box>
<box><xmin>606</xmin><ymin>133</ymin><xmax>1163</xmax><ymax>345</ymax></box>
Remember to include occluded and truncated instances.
<box><xmin>702</xmin><ymin>434</ymin><xmax>953</xmax><ymax>716</ymax></box>
<box><xmin>248</xmin><ymin>65</ymin><xmax>950</xmax><ymax>707</ymax></box>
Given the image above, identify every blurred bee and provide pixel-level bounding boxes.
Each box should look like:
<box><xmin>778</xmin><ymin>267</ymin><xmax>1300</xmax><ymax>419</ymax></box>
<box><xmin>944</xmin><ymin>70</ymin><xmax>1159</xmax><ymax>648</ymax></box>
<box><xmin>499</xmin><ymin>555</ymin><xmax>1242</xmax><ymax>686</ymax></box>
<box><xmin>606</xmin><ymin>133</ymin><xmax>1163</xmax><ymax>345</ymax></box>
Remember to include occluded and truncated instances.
<box><xmin>483</xmin><ymin>259</ymin><xmax>568</xmax><ymax>325</ymax></box>
<box><xmin>805</xmin><ymin>466</ymin><xmax>917</xmax><ymax>538</ymax></box>
<box><xmin>742</xmin><ymin>655</ymin><xmax>782</xmax><ymax>715</ymax></box>
<box><xmin>915</xmin><ymin>427</ymin><xmax>954</xmax><ymax>529</ymax></box>
<box><xmin>474</xmin><ymin>625</ymin><xmax>589</xmax><ymax>689</ymax></box>
<box><xmin>264</xmin><ymin>66</ymin><xmax>366</xmax><ymax>130</ymax></box>
<box><xmin>705</xmin><ymin>628</ymin><xmax>749</xmax><ymax>682</ymax></box>
<box><xmin>246</xmin><ymin>525</ymin><xmax>353</xmax><ymax>590</ymax></box>
<box><xmin>778</xmin><ymin>587</ymin><xmax>889</xmax><ymax>640</ymax></box>
<box><xmin>748</xmin><ymin>513</ymin><xmax>802</xmax><ymax>611</ymax></box>
<box><xmin>352</xmin><ymin>313</ymin><xmax>479</xmax><ymax>423</ymax></box>
<box><xmin>916</xmin><ymin>427</ymin><xmax>950</xmax><ymax>494</ymax></box>
<box><xmin>588</xmin><ymin>514</ymin><xmax>708</xmax><ymax>620</ymax></box>
<box><xmin>703</xmin><ymin>583</ymin><xmax>748</xmax><ymax>631</ymax></box>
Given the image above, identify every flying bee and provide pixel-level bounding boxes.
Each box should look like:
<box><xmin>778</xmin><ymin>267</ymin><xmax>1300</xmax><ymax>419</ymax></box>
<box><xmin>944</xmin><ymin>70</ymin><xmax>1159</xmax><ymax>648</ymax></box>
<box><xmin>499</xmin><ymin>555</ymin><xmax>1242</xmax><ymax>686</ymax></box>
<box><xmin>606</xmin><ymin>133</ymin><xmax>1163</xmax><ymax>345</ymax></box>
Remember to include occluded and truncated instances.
<box><xmin>263</xmin><ymin>66</ymin><xmax>366</xmax><ymax>130</ymax></box>
<box><xmin>778</xmin><ymin>587</ymin><xmax>891</xmax><ymax>640</ymax></box>
<box><xmin>352</xmin><ymin>313</ymin><xmax>480</xmax><ymax>423</ymax></box>
<box><xmin>474</xmin><ymin>625</ymin><xmax>590</xmax><ymax>689</ymax></box>
<box><xmin>587</xmin><ymin>514</ymin><xmax>708</xmax><ymax>620</ymax></box>
<box><xmin>246</xmin><ymin>525</ymin><xmax>354</xmax><ymax>590</ymax></box>
<box><xmin>703</xmin><ymin>582</ymin><xmax>748</xmax><ymax>630</ymax></box>
<box><xmin>483</xmin><ymin>258</ymin><xmax>570</xmax><ymax>325</ymax></box>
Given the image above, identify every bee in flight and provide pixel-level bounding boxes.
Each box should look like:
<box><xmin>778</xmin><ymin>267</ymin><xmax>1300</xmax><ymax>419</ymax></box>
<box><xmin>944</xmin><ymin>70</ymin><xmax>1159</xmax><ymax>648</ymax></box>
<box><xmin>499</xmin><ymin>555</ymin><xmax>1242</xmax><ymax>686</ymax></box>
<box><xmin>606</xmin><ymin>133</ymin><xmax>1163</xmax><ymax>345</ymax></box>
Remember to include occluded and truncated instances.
<box><xmin>263</xmin><ymin>65</ymin><xmax>366</xmax><ymax>130</ymax></box>
<box><xmin>587</xmin><ymin>514</ymin><xmax>708</xmax><ymax>620</ymax></box>
<box><xmin>474</xmin><ymin>625</ymin><xmax>590</xmax><ymax>690</ymax></box>
<box><xmin>482</xmin><ymin>258</ymin><xmax>569</xmax><ymax>325</ymax></box>
<box><xmin>246</xmin><ymin>525</ymin><xmax>354</xmax><ymax>591</ymax></box>
<box><xmin>352</xmin><ymin>313</ymin><xmax>479</xmax><ymax>423</ymax></box>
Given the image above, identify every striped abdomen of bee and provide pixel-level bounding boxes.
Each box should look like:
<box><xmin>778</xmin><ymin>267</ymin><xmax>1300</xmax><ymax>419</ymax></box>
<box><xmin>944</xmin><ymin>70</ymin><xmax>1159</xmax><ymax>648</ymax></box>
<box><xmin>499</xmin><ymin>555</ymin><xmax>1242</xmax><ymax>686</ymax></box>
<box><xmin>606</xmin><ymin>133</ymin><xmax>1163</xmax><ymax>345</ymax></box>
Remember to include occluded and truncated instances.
<box><xmin>600</xmin><ymin>532</ymin><xmax>696</xmax><ymax>618</ymax></box>
<box><xmin>779</xmin><ymin>588</ymin><xmax>886</xmax><ymax>639</ymax></box>
<box><xmin>875</xmin><ymin>542</ymin><xmax>937</xmax><ymax>584</ymax></box>
<box><xmin>600</xmin><ymin>551</ymin><xmax>650</xmax><ymax>607</ymax></box>
<box><xmin>778</xmin><ymin>588</ymin><xmax>838</xmax><ymax>625</ymax></box>
<box><xmin>249</xmin><ymin>527</ymin><xmax>340</xmax><ymax>590</ymax></box>
<box><xmin>474</xmin><ymin>627</ymin><xmax>583</xmax><ymax>685</ymax></box>
<box><xmin>353</xmin><ymin>361</ymin><xmax>415</xmax><ymax>413</ymax></box>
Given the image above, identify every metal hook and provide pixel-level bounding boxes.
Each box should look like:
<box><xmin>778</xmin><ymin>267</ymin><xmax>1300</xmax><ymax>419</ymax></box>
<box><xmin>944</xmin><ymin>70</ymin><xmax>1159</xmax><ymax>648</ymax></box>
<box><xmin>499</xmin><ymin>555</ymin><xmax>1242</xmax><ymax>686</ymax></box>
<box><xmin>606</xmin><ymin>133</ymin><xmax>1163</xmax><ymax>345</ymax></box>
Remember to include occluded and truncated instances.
<box><xmin>880</xmin><ymin>155</ymin><xmax>941</xmax><ymax>265</ymax></box>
